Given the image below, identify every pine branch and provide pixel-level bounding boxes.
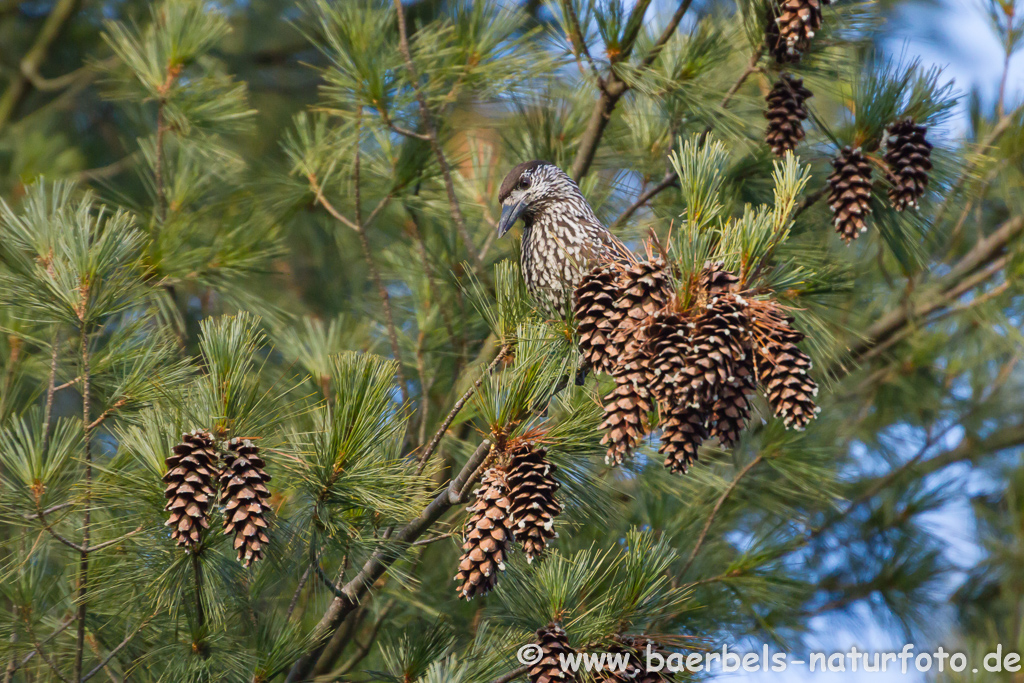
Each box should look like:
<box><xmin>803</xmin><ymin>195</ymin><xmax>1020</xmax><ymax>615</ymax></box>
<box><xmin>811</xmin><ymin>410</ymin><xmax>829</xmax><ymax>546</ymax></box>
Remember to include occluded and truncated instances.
<box><xmin>849</xmin><ymin>215</ymin><xmax>1024</xmax><ymax>361</ymax></box>
<box><xmin>285</xmin><ymin>439</ymin><xmax>493</xmax><ymax>682</ymax></box>
<box><xmin>611</xmin><ymin>45</ymin><xmax>761</xmax><ymax>226</ymax></box>
<box><xmin>285</xmin><ymin>565</ymin><xmax>312</xmax><ymax>622</ymax></box>
<box><xmin>391</xmin><ymin>0</ymin><xmax>483</xmax><ymax>270</ymax></box>
<box><xmin>308</xmin><ymin>166</ymin><xmax>409</xmax><ymax>407</ymax></box>
<box><xmin>153</xmin><ymin>66</ymin><xmax>179</xmax><ymax>228</ymax></box>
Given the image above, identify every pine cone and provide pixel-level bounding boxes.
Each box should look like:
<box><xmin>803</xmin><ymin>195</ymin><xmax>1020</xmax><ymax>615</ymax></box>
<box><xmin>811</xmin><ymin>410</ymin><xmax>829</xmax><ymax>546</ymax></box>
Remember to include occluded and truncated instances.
<box><xmin>767</xmin><ymin>0</ymin><xmax>826</xmax><ymax>63</ymax></box>
<box><xmin>613</xmin><ymin>259</ymin><xmax>672</xmax><ymax>331</ymax></box>
<box><xmin>507</xmin><ymin>444</ymin><xmax>562</xmax><ymax>562</ymax></box>
<box><xmin>659</xmin><ymin>403</ymin><xmax>708</xmax><ymax>475</ymax></box>
<box><xmin>698</xmin><ymin>261</ymin><xmax>741</xmax><ymax>296</ymax></box>
<box><xmin>764</xmin><ymin>75</ymin><xmax>813</xmax><ymax>156</ymax></box>
<box><xmin>709</xmin><ymin>361</ymin><xmax>755</xmax><ymax>448</ymax></box>
<box><xmin>756</xmin><ymin>341</ymin><xmax>820</xmax><ymax>430</ymax></box>
<box><xmin>645</xmin><ymin>313</ymin><xmax>690</xmax><ymax>404</ymax></box>
<box><xmin>676</xmin><ymin>293</ymin><xmax>750</xmax><ymax>406</ymax></box>
<box><xmin>884</xmin><ymin>118</ymin><xmax>933</xmax><ymax>211</ymax></box>
<box><xmin>601</xmin><ymin>322</ymin><xmax>656</xmax><ymax>465</ymax></box>
<box><xmin>827</xmin><ymin>146</ymin><xmax>873</xmax><ymax>243</ymax></box>
<box><xmin>573</xmin><ymin>264</ymin><xmax>626</xmax><ymax>374</ymax></box>
<box><xmin>163</xmin><ymin>430</ymin><xmax>218</xmax><ymax>548</ymax></box>
<box><xmin>219</xmin><ymin>437</ymin><xmax>272</xmax><ymax>566</ymax></box>
<box><xmin>529</xmin><ymin>623</ymin><xmax>577</xmax><ymax>683</ymax></box>
<box><xmin>454</xmin><ymin>467</ymin><xmax>515</xmax><ymax>599</ymax></box>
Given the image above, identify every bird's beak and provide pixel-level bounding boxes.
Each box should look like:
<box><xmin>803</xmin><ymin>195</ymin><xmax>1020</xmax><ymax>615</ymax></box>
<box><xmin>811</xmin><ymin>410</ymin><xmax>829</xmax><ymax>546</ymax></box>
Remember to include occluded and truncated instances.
<box><xmin>497</xmin><ymin>200</ymin><xmax>525</xmax><ymax>238</ymax></box>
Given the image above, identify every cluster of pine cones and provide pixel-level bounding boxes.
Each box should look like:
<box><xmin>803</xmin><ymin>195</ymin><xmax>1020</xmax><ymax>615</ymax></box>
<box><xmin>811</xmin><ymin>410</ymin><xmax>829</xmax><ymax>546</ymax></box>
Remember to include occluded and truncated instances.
<box><xmin>163</xmin><ymin>430</ymin><xmax>272</xmax><ymax>566</ymax></box>
<box><xmin>574</xmin><ymin>257</ymin><xmax>819</xmax><ymax>473</ymax></box>
<box><xmin>529</xmin><ymin>623</ymin><xmax>675</xmax><ymax>683</ymax></box>
<box><xmin>454</xmin><ymin>442</ymin><xmax>562</xmax><ymax>600</ymax></box>
<box><xmin>764</xmin><ymin>80</ymin><xmax>934</xmax><ymax>243</ymax></box>
<box><xmin>826</xmin><ymin>120</ymin><xmax>934</xmax><ymax>242</ymax></box>
<box><xmin>761</xmin><ymin>3</ymin><xmax>935</xmax><ymax>242</ymax></box>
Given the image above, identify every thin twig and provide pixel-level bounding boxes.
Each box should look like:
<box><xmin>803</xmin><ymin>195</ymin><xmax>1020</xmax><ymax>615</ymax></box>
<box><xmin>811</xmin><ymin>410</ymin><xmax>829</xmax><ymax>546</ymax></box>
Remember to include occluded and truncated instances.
<box><xmin>73</xmin><ymin>321</ymin><xmax>91</xmax><ymax>682</ymax></box>
<box><xmin>79</xmin><ymin>612</ymin><xmax>156</xmax><ymax>683</ymax></box>
<box><xmin>308</xmin><ymin>166</ymin><xmax>409</xmax><ymax>406</ymax></box>
<box><xmin>5</xmin><ymin>615</ymin><xmax>75</xmax><ymax>679</ymax></box>
<box><xmin>679</xmin><ymin>455</ymin><xmax>763</xmax><ymax>577</ymax></box>
<box><xmin>24</xmin><ymin>618</ymin><xmax>71</xmax><ymax>683</ymax></box>
<box><xmin>391</xmin><ymin>0</ymin><xmax>483</xmax><ymax>269</ymax></box>
<box><xmin>490</xmin><ymin>664</ymin><xmax>530</xmax><ymax>683</ymax></box>
<box><xmin>611</xmin><ymin>44</ymin><xmax>762</xmax><ymax>227</ymax></box>
<box><xmin>410</xmin><ymin>532</ymin><xmax>454</xmax><ymax>547</ymax></box>
<box><xmin>414</xmin><ymin>344</ymin><xmax>511</xmax><ymax>475</ymax></box>
<box><xmin>285</xmin><ymin>565</ymin><xmax>312</xmax><ymax>622</ymax></box>
<box><xmin>0</xmin><ymin>0</ymin><xmax>81</xmax><ymax>130</ymax></box>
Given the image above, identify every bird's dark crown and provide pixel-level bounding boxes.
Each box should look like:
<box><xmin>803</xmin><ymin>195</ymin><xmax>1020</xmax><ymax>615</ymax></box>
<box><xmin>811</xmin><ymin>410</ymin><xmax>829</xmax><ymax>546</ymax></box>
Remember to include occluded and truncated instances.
<box><xmin>498</xmin><ymin>159</ymin><xmax>551</xmax><ymax>203</ymax></box>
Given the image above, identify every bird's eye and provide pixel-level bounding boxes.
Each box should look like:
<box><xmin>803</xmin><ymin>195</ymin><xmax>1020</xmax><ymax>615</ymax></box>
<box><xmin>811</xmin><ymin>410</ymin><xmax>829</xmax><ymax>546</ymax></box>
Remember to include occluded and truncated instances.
<box><xmin>519</xmin><ymin>176</ymin><xmax>532</xmax><ymax>190</ymax></box>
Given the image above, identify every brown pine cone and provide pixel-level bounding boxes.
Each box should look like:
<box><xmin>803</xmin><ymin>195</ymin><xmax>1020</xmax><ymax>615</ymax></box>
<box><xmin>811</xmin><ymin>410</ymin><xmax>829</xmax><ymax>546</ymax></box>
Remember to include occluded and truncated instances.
<box><xmin>219</xmin><ymin>437</ymin><xmax>272</xmax><ymax>566</ymax></box>
<box><xmin>884</xmin><ymin>118</ymin><xmax>933</xmax><ymax>211</ymax></box>
<box><xmin>163</xmin><ymin>430</ymin><xmax>218</xmax><ymax>549</ymax></box>
<box><xmin>827</xmin><ymin>146</ymin><xmax>874</xmax><ymax>243</ymax></box>
<box><xmin>574</xmin><ymin>263</ymin><xmax>627</xmax><ymax>374</ymax></box>
<box><xmin>676</xmin><ymin>293</ymin><xmax>750</xmax><ymax>407</ymax></box>
<box><xmin>529</xmin><ymin>622</ymin><xmax>577</xmax><ymax>683</ymax></box>
<box><xmin>601</xmin><ymin>322</ymin><xmax>657</xmax><ymax>465</ymax></box>
<box><xmin>767</xmin><ymin>0</ymin><xmax>826</xmax><ymax>63</ymax></box>
<box><xmin>507</xmin><ymin>444</ymin><xmax>562</xmax><ymax>562</ymax></box>
<box><xmin>756</xmin><ymin>340</ymin><xmax>820</xmax><ymax>430</ymax></box>
<box><xmin>613</xmin><ymin>259</ymin><xmax>672</xmax><ymax>332</ymax></box>
<box><xmin>709</xmin><ymin>361</ymin><xmax>756</xmax><ymax>448</ymax></box>
<box><xmin>659</xmin><ymin>403</ymin><xmax>708</xmax><ymax>475</ymax></box>
<box><xmin>764</xmin><ymin>74</ymin><xmax>813</xmax><ymax>156</ymax></box>
<box><xmin>454</xmin><ymin>467</ymin><xmax>515</xmax><ymax>599</ymax></box>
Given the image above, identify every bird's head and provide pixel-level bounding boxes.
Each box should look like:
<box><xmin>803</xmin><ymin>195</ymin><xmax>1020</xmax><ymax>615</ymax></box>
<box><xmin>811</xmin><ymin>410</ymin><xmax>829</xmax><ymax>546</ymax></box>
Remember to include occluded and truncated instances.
<box><xmin>496</xmin><ymin>160</ymin><xmax>578</xmax><ymax>237</ymax></box>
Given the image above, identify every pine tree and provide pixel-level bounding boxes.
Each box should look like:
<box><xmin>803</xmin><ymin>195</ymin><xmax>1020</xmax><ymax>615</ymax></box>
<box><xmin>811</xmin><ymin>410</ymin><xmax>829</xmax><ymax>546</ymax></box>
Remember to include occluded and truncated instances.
<box><xmin>0</xmin><ymin>1</ymin><xmax>1022</xmax><ymax>682</ymax></box>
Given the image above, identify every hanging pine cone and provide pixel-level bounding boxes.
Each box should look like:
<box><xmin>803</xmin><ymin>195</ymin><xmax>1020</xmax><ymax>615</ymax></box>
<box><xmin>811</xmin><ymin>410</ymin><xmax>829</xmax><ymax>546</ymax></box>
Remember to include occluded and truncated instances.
<box><xmin>766</xmin><ymin>0</ymin><xmax>826</xmax><ymax>63</ymax></box>
<box><xmin>675</xmin><ymin>292</ymin><xmax>750</xmax><ymax>406</ymax></box>
<box><xmin>613</xmin><ymin>258</ymin><xmax>671</xmax><ymax>330</ymax></box>
<box><xmin>756</xmin><ymin>341</ymin><xmax>820</xmax><ymax>430</ymax></box>
<box><xmin>219</xmin><ymin>437</ymin><xmax>272</xmax><ymax>567</ymax></box>
<box><xmin>573</xmin><ymin>263</ymin><xmax>626</xmax><ymax>374</ymax></box>
<box><xmin>163</xmin><ymin>430</ymin><xmax>219</xmax><ymax>549</ymax></box>
<box><xmin>884</xmin><ymin>118</ymin><xmax>933</xmax><ymax>211</ymax></box>
<box><xmin>827</xmin><ymin>146</ymin><xmax>874</xmax><ymax>243</ymax></box>
<box><xmin>645</xmin><ymin>313</ymin><xmax>690</xmax><ymax>404</ymax></box>
<box><xmin>507</xmin><ymin>444</ymin><xmax>562</xmax><ymax>562</ymax></box>
<box><xmin>709</xmin><ymin>361</ymin><xmax>755</xmax><ymax>448</ymax></box>
<box><xmin>764</xmin><ymin>75</ymin><xmax>813</xmax><ymax>156</ymax></box>
<box><xmin>454</xmin><ymin>467</ymin><xmax>515</xmax><ymax>600</ymax></box>
<box><xmin>659</xmin><ymin>403</ymin><xmax>708</xmax><ymax>475</ymax></box>
<box><xmin>600</xmin><ymin>322</ymin><xmax>657</xmax><ymax>465</ymax></box>
<box><xmin>529</xmin><ymin>623</ymin><xmax>577</xmax><ymax>683</ymax></box>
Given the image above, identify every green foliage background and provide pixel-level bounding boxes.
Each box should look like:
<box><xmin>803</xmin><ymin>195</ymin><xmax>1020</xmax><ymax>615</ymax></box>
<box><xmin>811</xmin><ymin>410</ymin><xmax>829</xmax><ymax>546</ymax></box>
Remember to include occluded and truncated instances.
<box><xmin>0</xmin><ymin>0</ymin><xmax>1022</xmax><ymax>681</ymax></box>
